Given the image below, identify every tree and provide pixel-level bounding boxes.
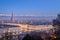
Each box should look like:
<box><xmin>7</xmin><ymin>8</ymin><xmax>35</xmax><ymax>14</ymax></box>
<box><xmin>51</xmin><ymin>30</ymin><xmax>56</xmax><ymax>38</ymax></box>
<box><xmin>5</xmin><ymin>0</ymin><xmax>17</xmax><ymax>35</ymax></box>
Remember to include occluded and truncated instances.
<box><xmin>53</xmin><ymin>14</ymin><xmax>60</xmax><ymax>35</ymax></box>
<box><xmin>22</xmin><ymin>34</ymin><xmax>35</xmax><ymax>40</ymax></box>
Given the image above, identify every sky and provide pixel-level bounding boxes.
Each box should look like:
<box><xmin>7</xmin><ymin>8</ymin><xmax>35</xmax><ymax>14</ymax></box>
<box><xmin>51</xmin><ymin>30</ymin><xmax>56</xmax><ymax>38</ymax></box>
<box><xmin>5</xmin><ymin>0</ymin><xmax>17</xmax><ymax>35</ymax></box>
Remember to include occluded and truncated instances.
<box><xmin>0</xmin><ymin>0</ymin><xmax>60</xmax><ymax>16</ymax></box>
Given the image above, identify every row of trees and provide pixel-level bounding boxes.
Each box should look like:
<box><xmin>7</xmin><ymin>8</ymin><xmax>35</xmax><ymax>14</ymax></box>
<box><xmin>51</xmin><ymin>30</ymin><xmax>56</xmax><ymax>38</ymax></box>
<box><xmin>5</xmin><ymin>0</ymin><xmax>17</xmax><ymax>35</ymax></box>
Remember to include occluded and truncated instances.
<box><xmin>53</xmin><ymin>14</ymin><xmax>60</xmax><ymax>35</ymax></box>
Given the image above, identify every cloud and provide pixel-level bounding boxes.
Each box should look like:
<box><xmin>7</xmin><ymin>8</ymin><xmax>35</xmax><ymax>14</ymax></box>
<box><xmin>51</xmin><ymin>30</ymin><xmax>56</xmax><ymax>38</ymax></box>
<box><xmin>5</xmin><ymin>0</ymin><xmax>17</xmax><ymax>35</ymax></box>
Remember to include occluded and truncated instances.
<box><xmin>0</xmin><ymin>14</ymin><xmax>11</xmax><ymax>16</ymax></box>
<box><xmin>0</xmin><ymin>14</ymin><xmax>57</xmax><ymax>17</ymax></box>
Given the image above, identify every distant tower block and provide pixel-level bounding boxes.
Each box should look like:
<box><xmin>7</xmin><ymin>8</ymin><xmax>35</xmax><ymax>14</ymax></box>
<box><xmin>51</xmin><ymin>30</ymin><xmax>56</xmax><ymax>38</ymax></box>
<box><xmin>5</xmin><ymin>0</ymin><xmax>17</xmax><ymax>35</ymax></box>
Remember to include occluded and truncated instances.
<box><xmin>2</xmin><ymin>19</ymin><xmax>4</xmax><ymax>24</ymax></box>
<box><xmin>11</xmin><ymin>11</ymin><xmax>14</xmax><ymax>23</ymax></box>
<box><xmin>2</xmin><ymin>16</ymin><xmax>4</xmax><ymax>24</ymax></box>
<box><xmin>2</xmin><ymin>20</ymin><xmax>4</xmax><ymax>24</ymax></box>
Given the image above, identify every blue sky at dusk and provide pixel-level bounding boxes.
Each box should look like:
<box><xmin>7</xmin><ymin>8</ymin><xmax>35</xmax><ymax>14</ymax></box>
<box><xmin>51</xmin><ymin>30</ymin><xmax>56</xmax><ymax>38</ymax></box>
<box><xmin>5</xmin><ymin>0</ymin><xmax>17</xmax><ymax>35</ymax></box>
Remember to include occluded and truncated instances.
<box><xmin>0</xmin><ymin>0</ymin><xmax>60</xmax><ymax>16</ymax></box>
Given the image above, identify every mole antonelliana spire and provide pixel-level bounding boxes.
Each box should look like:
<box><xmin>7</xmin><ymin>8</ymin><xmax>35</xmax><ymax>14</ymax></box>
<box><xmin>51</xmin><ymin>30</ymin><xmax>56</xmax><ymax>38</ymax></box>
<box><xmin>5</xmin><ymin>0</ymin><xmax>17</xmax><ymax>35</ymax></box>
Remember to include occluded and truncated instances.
<box><xmin>11</xmin><ymin>11</ymin><xmax>14</xmax><ymax>23</ymax></box>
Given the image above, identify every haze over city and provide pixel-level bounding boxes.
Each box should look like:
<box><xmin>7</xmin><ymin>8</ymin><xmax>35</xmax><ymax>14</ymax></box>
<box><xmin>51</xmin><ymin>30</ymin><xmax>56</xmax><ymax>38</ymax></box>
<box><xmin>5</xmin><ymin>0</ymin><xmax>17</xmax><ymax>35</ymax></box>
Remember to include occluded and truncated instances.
<box><xmin>0</xmin><ymin>0</ymin><xmax>60</xmax><ymax>40</ymax></box>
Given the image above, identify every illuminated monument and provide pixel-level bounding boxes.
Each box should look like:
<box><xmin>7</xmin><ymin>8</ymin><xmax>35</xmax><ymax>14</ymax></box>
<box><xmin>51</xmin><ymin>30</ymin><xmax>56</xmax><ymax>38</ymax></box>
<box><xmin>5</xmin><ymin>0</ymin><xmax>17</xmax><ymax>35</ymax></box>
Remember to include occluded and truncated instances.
<box><xmin>11</xmin><ymin>11</ymin><xmax>14</xmax><ymax>23</ymax></box>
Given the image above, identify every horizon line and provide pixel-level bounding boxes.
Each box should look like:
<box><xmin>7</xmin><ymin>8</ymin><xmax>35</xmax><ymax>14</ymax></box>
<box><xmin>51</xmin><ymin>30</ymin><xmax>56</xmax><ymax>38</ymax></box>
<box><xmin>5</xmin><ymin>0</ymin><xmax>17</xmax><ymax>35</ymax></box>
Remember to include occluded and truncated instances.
<box><xmin>0</xmin><ymin>14</ymin><xmax>57</xmax><ymax>17</ymax></box>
